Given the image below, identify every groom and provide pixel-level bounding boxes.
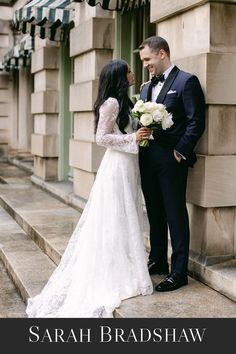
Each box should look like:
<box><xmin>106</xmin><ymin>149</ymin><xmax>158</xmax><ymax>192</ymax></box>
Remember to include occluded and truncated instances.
<box><xmin>138</xmin><ymin>36</ymin><xmax>205</xmax><ymax>292</ymax></box>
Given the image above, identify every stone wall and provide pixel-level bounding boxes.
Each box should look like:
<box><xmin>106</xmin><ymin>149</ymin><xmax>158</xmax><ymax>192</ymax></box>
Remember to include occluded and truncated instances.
<box><xmin>69</xmin><ymin>3</ymin><xmax>114</xmax><ymax>199</ymax></box>
<box><xmin>151</xmin><ymin>0</ymin><xmax>236</xmax><ymax>270</ymax></box>
<box><xmin>0</xmin><ymin>7</ymin><xmax>12</xmax><ymax>158</ymax></box>
<box><xmin>31</xmin><ymin>39</ymin><xmax>59</xmax><ymax>180</ymax></box>
<box><xmin>1</xmin><ymin>2</ymin><xmax>34</xmax><ymax>158</ymax></box>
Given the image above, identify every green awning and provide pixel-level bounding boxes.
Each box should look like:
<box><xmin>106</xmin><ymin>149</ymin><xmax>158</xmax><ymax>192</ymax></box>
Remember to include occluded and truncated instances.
<box><xmin>19</xmin><ymin>34</ymin><xmax>35</xmax><ymax>56</ymax></box>
<box><xmin>1</xmin><ymin>35</ymin><xmax>34</xmax><ymax>72</ymax></box>
<box><xmin>13</xmin><ymin>0</ymin><xmax>75</xmax><ymax>41</ymax></box>
<box><xmin>74</xmin><ymin>0</ymin><xmax>148</xmax><ymax>11</ymax></box>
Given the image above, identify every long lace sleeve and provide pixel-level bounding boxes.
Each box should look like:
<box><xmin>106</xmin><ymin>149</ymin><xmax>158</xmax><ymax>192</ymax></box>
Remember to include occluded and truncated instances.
<box><xmin>96</xmin><ymin>97</ymin><xmax>138</xmax><ymax>154</ymax></box>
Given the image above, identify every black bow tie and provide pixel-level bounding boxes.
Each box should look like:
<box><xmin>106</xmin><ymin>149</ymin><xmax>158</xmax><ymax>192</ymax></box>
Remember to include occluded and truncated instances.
<box><xmin>151</xmin><ymin>74</ymin><xmax>165</xmax><ymax>86</ymax></box>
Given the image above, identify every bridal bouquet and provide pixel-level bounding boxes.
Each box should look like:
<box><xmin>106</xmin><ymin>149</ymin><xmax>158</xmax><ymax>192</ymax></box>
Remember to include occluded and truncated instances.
<box><xmin>131</xmin><ymin>100</ymin><xmax>174</xmax><ymax>147</ymax></box>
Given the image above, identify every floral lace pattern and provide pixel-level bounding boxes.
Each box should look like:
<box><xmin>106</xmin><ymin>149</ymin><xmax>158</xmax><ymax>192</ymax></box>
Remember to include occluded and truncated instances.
<box><xmin>26</xmin><ymin>97</ymin><xmax>153</xmax><ymax>318</ymax></box>
<box><xmin>96</xmin><ymin>97</ymin><xmax>138</xmax><ymax>154</ymax></box>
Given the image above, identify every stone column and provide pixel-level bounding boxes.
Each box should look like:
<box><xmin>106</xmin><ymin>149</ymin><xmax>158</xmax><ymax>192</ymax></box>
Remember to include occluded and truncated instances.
<box><xmin>69</xmin><ymin>3</ymin><xmax>114</xmax><ymax>200</ymax></box>
<box><xmin>31</xmin><ymin>39</ymin><xmax>59</xmax><ymax>180</ymax></box>
<box><xmin>18</xmin><ymin>66</ymin><xmax>33</xmax><ymax>153</ymax></box>
<box><xmin>151</xmin><ymin>0</ymin><xmax>236</xmax><ymax>295</ymax></box>
<box><xmin>8</xmin><ymin>71</ymin><xmax>18</xmax><ymax>153</ymax></box>
<box><xmin>0</xmin><ymin>16</ymin><xmax>13</xmax><ymax>158</ymax></box>
<box><xmin>0</xmin><ymin>73</ymin><xmax>9</xmax><ymax>157</ymax></box>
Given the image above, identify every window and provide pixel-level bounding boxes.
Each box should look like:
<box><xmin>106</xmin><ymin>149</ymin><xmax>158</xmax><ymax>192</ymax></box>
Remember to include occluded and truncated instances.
<box><xmin>115</xmin><ymin>3</ymin><xmax>156</xmax><ymax>97</ymax></box>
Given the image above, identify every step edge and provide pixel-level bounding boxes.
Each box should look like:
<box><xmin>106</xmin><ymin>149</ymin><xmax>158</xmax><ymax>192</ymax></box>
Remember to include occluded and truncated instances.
<box><xmin>0</xmin><ymin>196</ymin><xmax>62</xmax><ymax>266</ymax></box>
<box><xmin>0</xmin><ymin>248</ymin><xmax>30</xmax><ymax>304</ymax></box>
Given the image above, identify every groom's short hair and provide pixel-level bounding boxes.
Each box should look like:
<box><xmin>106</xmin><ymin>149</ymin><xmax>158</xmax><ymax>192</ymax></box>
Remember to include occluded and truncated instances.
<box><xmin>139</xmin><ymin>36</ymin><xmax>170</xmax><ymax>57</ymax></box>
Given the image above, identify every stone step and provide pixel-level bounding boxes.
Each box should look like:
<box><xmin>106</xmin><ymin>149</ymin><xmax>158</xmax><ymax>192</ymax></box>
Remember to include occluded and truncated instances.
<box><xmin>0</xmin><ymin>260</ymin><xmax>26</xmax><ymax>318</ymax></box>
<box><xmin>30</xmin><ymin>171</ymin><xmax>236</xmax><ymax>304</ymax></box>
<box><xmin>2</xmin><ymin>199</ymin><xmax>235</xmax><ymax>319</ymax></box>
<box><xmin>189</xmin><ymin>257</ymin><xmax>236</xmax><ymax>303</ymax></box>
<box><xmin>0</xmin><ymin>205</ymin><xmax>56</xmax><ymax>305</ymax></box>
<box><xmin>0</xmin><ymin>162</ymin><xmax>32</xmax><ymax>183</ymax></box>
<box><xmin>115</xmin><ymin>273</ymin><xmax>236</xmax><ymax>318</ymax></box>
<box><xmin>0</xmin><ymin>164</ymin><xmax>81</xmax><ymax>266</ymax></box>
<box><xmin>8</xmin><ymin>155</ymin><xmax>34</xmax><ymax>174</ymax></box>
<box><xmin>1</xmin><ymin>161</ymin><xmax>236</xmax><ymax>319</ymax></box>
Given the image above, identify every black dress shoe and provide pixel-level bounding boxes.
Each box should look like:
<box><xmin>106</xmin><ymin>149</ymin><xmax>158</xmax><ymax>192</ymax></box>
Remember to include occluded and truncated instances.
<box><xmin>155</xmin><ymin>272</ymin><xmax>188</xmax><ymax>292</ymax></box>
<box><xmin>148</xmin><ymin>260</ymin><xmax>169</xmax><ymax>275</ymax></box>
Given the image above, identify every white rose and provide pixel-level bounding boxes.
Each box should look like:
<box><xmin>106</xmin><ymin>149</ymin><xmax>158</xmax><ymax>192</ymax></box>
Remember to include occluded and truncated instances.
<box><xmin>155</xmin><ymin>103</ymin><xmax>166</xmax><ymax>113</ymax></box>
<box><xmin>152</xmin><ymin>109</ymin><xmax>163</xmax><ymax>122</ymax></box>
<box><xmin>143</xmin><ymin>101</ymin><xmax>159</xmax><ymax>113</ymax></box>
<box><xmin>163</xmin><ymin>109</ymin><xmax>169</xmax><ymax>119</ymax></box>
<box><xmin>161</xmin><ymin>113</ymin><xmax>174</xmax><ymax>130</ymax></box>
<box><xmin>140</xmin><ymin>113</ymin><xmax>153</xmax><ymax>126</ymax></box>
<box><xmin>132</xmin><ymin>99</ymin><xmax>146</xmax><ymax>113</ymax></box>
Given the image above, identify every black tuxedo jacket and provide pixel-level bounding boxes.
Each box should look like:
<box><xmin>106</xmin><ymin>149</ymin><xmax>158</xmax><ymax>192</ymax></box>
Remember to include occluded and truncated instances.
<box><xmin>140</xmin><ymin>66</ymin><xmax>205</xmax><ymax>167</ymax></box>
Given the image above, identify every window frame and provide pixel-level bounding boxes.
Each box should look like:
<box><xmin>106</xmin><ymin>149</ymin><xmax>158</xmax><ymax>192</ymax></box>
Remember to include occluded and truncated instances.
<box><xmin>115</xmin><ymin>4</ymin><xmax>156</xmax><ymax>97</ymax></box>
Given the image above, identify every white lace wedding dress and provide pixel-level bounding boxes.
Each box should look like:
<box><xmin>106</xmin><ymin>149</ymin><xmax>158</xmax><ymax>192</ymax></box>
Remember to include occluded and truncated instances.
<box><xmin>26</xmin><ymin>97</ymin><xmax>153</xmax><ymax>318</ymax></box>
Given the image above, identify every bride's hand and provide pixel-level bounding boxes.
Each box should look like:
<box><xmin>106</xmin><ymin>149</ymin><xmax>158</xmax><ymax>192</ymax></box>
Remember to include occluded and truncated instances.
<box><xmin>136</xmin><ymin>127</ymin><xmax>152</xmax><ymax>142</ymax></box>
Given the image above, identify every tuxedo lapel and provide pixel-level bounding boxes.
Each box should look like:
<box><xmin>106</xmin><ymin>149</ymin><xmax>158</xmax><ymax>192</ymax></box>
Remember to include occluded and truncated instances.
<box><xmin>140</xmin><ymin>81</ymin><xmax>150</xmax><ymax>101</ymax></box>
<box><xmin>156</xmin><ymin>66</ymin><xmax>180</xmax><ymax>103</ymax></box>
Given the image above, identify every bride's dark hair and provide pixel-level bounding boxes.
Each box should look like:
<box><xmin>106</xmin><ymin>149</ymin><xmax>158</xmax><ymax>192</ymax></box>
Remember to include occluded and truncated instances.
<box><xmin>94</xmin><ymin>59</ymin><xmax>133</xmax><ymax>133</ymax></box>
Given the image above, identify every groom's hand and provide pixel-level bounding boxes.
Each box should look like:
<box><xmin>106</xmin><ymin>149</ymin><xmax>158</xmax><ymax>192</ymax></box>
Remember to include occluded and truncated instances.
<box><xmin>173</xmin><ymin>150</ymin><xmax>182</xmax><ymax>163</ymax></box>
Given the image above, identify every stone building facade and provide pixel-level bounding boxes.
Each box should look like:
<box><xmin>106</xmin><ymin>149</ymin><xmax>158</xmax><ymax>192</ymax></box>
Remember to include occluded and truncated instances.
<box><xmin>0</xmin><ymin>0</ymin><xmax>235</xmax><ymax>301</ymax></box>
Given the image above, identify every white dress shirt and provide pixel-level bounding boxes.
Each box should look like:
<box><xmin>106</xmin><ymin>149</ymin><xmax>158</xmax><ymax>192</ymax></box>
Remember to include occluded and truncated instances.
<box><xmin>151</xmin><ymin>64</ymin><xmax>175</xmax><ymax>102</ymax></box>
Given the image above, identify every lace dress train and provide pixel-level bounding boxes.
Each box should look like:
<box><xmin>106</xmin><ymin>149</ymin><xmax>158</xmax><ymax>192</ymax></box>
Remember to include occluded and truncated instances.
<box><xmin>26</xmin><ymin>97</ymin><xmax>153</xmax><ymax>318</ymax></box>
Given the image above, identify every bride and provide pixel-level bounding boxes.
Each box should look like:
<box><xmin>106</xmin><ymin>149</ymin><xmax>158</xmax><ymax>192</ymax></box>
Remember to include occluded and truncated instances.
<box><xmin>26</xmin><ymin>59</ymin><xmax>153</xmax><ymax>318</ymax></box>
